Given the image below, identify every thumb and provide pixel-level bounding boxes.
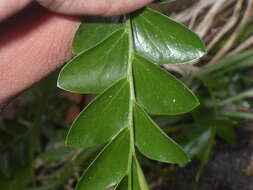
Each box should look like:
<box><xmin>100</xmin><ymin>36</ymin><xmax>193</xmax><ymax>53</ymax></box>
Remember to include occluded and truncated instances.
<box><xmin>36</xmin><ymin>0</ymin><xmax>154</xmax><ymax>16</ymax></box>
<box><xmin>0</xmin><ymin>0</ymin><xmax>32</xmax><ymax>21</ymax></box>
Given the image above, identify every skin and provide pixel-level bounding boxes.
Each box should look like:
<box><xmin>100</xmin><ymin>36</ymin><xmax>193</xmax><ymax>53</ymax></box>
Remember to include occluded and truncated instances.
<box><xmin>0</xmin><ymin>0</ymin><xmax>153</xmax><ymax>110</ymax></box>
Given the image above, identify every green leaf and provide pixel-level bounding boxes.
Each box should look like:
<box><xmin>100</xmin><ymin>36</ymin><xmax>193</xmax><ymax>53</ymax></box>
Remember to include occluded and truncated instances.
<box><xmin>196</xmin><ymin>130</ymin><xmax>215</xmax><ymax>181</ymax></box>
<box><xmin>134</xmin><ymin>104</ymin><xmax>190</xmax><ymax>164</ymax></box>
<box><xmin>115</xmin><ymin>158</ymin><xmax>150</xmax><ymax>190</ymax></box>
<box><xmin>132</xmin><ymin>8</ymin><xmax>206</xmax><ymax>64</ymax></box>
<box><xmin>184</xmin><ymin>127</ymin><xmax>215</xmax><ymax>162</ymax></box>
<box><xmin>76</xmin><ymin>129</ymin><xmax>130</xmax><ymax>190</ymax></box>
<box><xmin>72</xmin><ymin>20</ymin><xmax>123</xmax><ymax>54</ymax></box>
<box><xmin>133</xmin><ymin>54</ymin><xmax>199</xmax><ymax>115</ymax></box>
<box><xmin>132</xmin><ymin>157</ymin><xmax>149</xmax><ymax>190</ymax></box>
<box><xmin>66</xmin><ymin>78</ymin><xmax>130</xmax><ymax>148</ymax></box>
<box><xmin>58</xmin><ymin>29</ymin><xmax>129</xmax><ymax>94</ymax></box>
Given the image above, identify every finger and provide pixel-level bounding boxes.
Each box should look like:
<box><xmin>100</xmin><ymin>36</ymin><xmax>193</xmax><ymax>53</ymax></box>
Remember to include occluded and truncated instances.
<box><xmin>0</xmin><ymin>0</ymin><xmax>33</xmax><ymax>22</ymax></box>
<box><xmin>0</xmin><ymin>4</ymin><xmax>80</xmax><ymax>107</ymax></box>
<box><xmin>36</xmin><ymin>0</ymin><xmax>154</xmax><ymax>16</ymax></box>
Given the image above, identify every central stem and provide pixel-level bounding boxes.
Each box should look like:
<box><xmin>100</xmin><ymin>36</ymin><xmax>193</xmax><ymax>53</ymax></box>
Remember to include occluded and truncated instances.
<box><xmin>126</xmin><ymin>16</ymin><xmax>135</xmax><ymax>150</ymax></box>
<box><xmin>126</xmin><ymin>15</ymin><xmax>136</xmax><ymax>190</ymax></box>
<box><xmin>127</xmin><ymin>19</ymin><xmax>135</xmax><ymax>104</ymax></box>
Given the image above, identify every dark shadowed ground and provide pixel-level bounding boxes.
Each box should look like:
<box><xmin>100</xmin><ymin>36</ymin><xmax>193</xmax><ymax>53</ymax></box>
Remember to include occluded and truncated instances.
<box><xmin>151</xmin><ymin>128</ymin><xmax>253</xmax><ymax>190</ymax></box>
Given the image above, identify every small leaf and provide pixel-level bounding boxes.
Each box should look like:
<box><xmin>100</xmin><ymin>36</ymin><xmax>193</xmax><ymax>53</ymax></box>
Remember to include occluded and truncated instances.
<box><xmin>58</xmin><ymin>29</ymin><xmax>129</xmax><ymax>94</ymax></box>
<box><xmin>132</xmin><ymin>8</ymin><xmax>206</xmax><ymax>64</ymax></box>
<box><xmin>73</xmin><ymin>20</ymin><xmax>123</xmax><ymax>54</ymax></box>
<box><xmin>134</xmin><ymin>104</ymin><xmax>190</xmax><ymax>164</ymax></box>
<box><xmin>66</xmin><ymin>78</ymin><xmax>130</xmax><ymax>148</ymax></box>
<box><xmin>132</xmin><ymin>157</ymin><xmax>149</xmax><ymax>190</ymax></box>
<box><xmin>133</xmin><ymin>54</ymin><xmax>199</xmax><ymax>115</ymax></box>
<box><xmin>76</xmin><ymin>129</ymin><xmax>131</xmax><ymax>190</ymax></box>
<box><xmin>184</xmin><ymin>127</ymin><xmax>215</xmax><ymax>161</ymax></box>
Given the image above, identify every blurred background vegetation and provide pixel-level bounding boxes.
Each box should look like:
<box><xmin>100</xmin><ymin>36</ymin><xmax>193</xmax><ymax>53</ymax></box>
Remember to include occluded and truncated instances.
<box><xmin>1</xmin><ymin>0</ymin><xmax>253</xmax><ymax>189</ymax></box>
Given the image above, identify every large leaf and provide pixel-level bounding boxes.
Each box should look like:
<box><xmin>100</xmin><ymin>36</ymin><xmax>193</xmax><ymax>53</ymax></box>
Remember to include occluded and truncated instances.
<box><xmin>133</xmin><ymin>54</ymin><xmax>199</xmax><ymax>115</ymax></box>
<box><xmin>132</xmin><ymin>157</ymin><xmax>149</xmax><ymax>190</ymax></box>
<box><xmin>132</xmin><ymin>8</ymin><xmax>206</xmax><ymax>64</ymax></box>
<box><xmin>66</xmin><ymin>78</ymin><xmax>130</xmax><ymax>148</ymax></box>
<box><xmin>76</xmin><ymin>129</ymin><xmax>131</xmax><ymax>190</ymax></box>
<box><xmin>58</xmin><ymin>29</ymin><xmax>129</xmax><ymax>94</ymax></box>
<box><xmin>72</xmin><ymin>20</ymin><xmax>123</xmax><ymax>54</ymax></box>
<box><xmin>134</xmin><ymin>104</ymin><xmax>190</xmax><ymax>164</ymax></box>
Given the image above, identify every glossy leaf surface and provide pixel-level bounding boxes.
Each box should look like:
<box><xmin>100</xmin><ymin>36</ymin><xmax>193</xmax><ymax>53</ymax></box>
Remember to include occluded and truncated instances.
<box><xmin>134</xmin><ymin>104</ymin><xmax>190</xmax><ymax>164</ymax></box>
<box><xmin>132</xmin><ymin>157</ymin><xmax>149</xmax><ymax>190</ymax></box>
<box><xmin>66</xmin><ymin>78</ymin><xmax>130</xmax><ymax>148</ymax></box>
<box><xmin>133</xmin><ymin>55</ymin><xmax>199</xmax><ymax>115</ymax></box>
<box><xmin>73</xmin><ymin>21</ymin><xmax>123</xmax><ymax>54</ymax></box>
<box><xmin>58</xmin><ymin>29</ymin><xmax>129</xmax><ymax>94</ymax></box>
<box><xmin>132</xmin><ymin>8</ymin><xmax>206</xmax><ymax>64</ymax></box>
<box><xmin>76</xmin><ymin>129</ymin><xmax>130</xmax><ymax>190</ymax></box>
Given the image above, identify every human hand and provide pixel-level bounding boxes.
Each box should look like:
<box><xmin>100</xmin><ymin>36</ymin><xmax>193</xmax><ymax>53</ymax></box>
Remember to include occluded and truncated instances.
<box><xmin>0</xmin><ymin>0</ymin><xmax>153</xmax><ymax>110</ymax></box>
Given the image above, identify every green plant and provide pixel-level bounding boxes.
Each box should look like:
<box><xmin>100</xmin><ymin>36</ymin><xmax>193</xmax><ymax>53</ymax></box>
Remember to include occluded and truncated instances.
<box><xmin>57</xmin><ymin>2</ymin><xmax>206</xmax><ymax>189</ymax></box>
<box><xmin>157</xmin><ymin>48</ymin><xmax>253</xmax><ymax>183</ymax></box>
<box><xmin>0</xmin><ymin>74</ymin><xmax>72</xmax><ymax>190</ymax></box>
<box><xmin>2</xmin><ymin>3</ymin><xmax>253</xmax><ymax>189</ymax></box>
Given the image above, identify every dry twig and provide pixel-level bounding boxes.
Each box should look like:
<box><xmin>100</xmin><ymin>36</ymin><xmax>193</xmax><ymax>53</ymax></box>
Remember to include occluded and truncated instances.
<box><xmin>207</xmin><ymin>0</ymin><xmax>243</xmax><ymax>50</ymax></box>
<box><xmin>209</xmin><ymin>0</ymin><xmax>253</xmax><ymax>65</ymax></box>
<box><xmin>195</xmin><ymin>0</ymin><xmax>226</xmax><ymax>37</ymax></box>
<box><xmin>228</xmin><ymin>34</ymin><xmax>253</xmax><ymax>56</ymax></box>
